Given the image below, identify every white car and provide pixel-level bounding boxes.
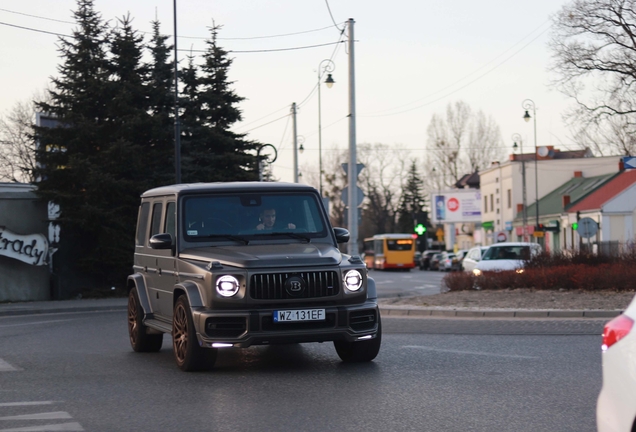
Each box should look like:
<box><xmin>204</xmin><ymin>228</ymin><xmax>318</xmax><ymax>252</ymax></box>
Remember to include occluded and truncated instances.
<box><xmin>472</xmin><ymin>242</ymin><xmax>541</xmax><ymax>276</ymax></box>
<box><xmin>461</xmin><ymin>246</ymin><xmax>489</xmax><ymax>273</ymax></box>
<box><xmin>597</xmin><ymin>294</ymin><xmax>636</xmax><ymax>432</ymax></box>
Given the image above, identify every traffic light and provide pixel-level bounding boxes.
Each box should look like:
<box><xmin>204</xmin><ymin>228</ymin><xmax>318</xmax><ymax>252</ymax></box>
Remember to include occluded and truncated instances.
<box><xmin>414</xmin><ymin>224</ymin><xmax>426</xmax><ymax>236</ymax></box>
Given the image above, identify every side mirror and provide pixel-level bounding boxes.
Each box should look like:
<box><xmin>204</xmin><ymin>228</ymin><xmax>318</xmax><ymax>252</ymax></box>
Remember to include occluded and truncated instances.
<box><xmin>149</xmin><ymin>233</ymin><xmax>174</xmax><ymax>250</ymax></box>
<box><xmin>333</xmin><ymin>227</ymin><xmax>350</xmax><ymax>244</ymax></box>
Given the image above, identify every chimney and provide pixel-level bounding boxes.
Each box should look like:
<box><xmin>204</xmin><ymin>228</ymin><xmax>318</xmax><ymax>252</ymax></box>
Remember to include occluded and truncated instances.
<box><xmin>619</xmin><ymin>160</ymin><xmax>625</xmax><ymax>171</ymax></box>
<box><xmin>516</xmin><ymin>203</ymin><xmax>524</xmax><ymax>213</ymax></box>
<box><xmin>574</xmin><ymin>171</ymin><xmax>582</xmax><ymax>178</ymax></box>
<box><xmin>562</xmin><ymin>195</ymin><xmax>571</xmax><ymax>208</ymax></box>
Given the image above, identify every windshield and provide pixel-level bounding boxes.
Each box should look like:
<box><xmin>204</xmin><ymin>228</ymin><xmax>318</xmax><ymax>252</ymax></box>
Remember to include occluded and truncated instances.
<box><xmin>182</xmin><ymin>192</ymin><xmax>327</xmax><ymax>241</ymax></box>
<box><xmin>482</xmin><ymin>245</ymin><xmax>531</xmax><ymax>261</ymax></box>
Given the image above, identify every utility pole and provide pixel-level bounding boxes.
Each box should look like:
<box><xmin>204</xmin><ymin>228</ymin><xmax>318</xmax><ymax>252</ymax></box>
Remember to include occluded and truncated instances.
<box><xmin>292</xmin><ymin>103</ymin><xmax>298</xmax><ymax>183</ymax></box>
<box><xmin>173</xmin><ymin>0</ymin><xmax>181</xmax><ymax>184</ymax></box>
<box><xmin>346</xmin><ymin>18</ymin><xmax>358</xmax><ymax>256</ymax></box>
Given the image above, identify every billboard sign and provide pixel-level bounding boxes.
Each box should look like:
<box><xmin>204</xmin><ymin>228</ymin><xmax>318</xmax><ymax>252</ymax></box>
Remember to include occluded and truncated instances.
<box><xmin>431</xmin><ymin>191</ymin><xmax>482</xmax><ymax>223</ymax></box>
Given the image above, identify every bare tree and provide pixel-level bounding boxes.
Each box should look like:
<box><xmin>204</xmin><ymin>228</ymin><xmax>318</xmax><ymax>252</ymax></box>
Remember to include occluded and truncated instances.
<box><xmin>467</xmin><ymin>110</ymin><xmax>505</xmax><ymax>171</ymax></box>
<box><xmin>425</xmin><ymin>101</ymin><xmax>504</xmax><ymax>193</ymax></box>
<box><xmin>550</xmin><ymin>0</ymin><xmax>636</xmax><ymax>154</ymax></box>
<box><xmin>0</xmin><ymin>99</ymin><xmax>40</xmax><ymax>183</ymax></box>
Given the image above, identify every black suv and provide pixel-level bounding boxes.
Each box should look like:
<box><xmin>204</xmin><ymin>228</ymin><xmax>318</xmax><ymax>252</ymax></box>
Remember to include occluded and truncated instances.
<box><xmin>127</xmin><ymin>182</ymin><xmax>381</xmax><ymax>371</ymax></box>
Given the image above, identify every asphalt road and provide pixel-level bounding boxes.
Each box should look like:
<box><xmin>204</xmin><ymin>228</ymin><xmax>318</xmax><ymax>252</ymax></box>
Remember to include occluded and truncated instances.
<box><xmin>370</xmin><ymin>267</ymin><xmax>446</xmax><ymax>298</ymax></box>
<box><xmin>0</xmin><ymin>310</ymin><xmax>604</xmax><ymax>432</ymax></box>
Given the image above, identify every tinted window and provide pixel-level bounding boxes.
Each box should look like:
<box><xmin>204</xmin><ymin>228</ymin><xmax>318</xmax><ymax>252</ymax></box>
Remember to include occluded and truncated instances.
<box><xmin>150</xmin><ymin>202</ymin><xmax>163</xmax><ymax>238</ymax></box>
<box><xmin>182</xmin><ymin>192</ymin><xmax>327</xmax><ymax>240</ymax></box>
<box><xmin>136</xmin><ymin>202</ymin><xmax>150</xmax><ymax>246</ymax></box>
<box><xmin>165</xmin><ymin>202</ymin><xmax>176</xmax><ymax>238</ymax></box>
<box><xmin>482</xmin><ymin>246</ymin><xmax>531</xmax><ymax>261</ymax></box>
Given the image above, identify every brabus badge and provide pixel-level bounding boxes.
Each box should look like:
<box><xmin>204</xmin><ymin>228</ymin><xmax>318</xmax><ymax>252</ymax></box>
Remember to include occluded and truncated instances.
<box><xmin>285</xmin><ymin>276</ymin><xmax>305</xmax><ymax>296</ymax></box>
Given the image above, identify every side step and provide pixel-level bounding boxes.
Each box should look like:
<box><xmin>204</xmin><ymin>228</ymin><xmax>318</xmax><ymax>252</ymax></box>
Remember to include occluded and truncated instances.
<box><xmin>144</xmin><ymin>318</ymin><xmax>172</xmax><ymax>334</ymax></box>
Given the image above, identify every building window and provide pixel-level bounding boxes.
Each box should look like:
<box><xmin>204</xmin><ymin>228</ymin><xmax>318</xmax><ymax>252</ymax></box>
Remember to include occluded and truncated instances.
<box><xmin>507</xmin><ymin>189</ymin><xmax>511</xmax><ymax>209</ymax></box>
<box><xmin>496</xmin><ymin>208</ymin><xmax>500</xmax><ymax>214</ymax></box>
<box><xmin>490</xmin><ymin>194</ymin><xmax>494</xmax><ymax>212</ymax></box>
<box><xmin>484</xmin><ymin>196</ymin><xmax>488</xmax><ymax>213</ymax></box>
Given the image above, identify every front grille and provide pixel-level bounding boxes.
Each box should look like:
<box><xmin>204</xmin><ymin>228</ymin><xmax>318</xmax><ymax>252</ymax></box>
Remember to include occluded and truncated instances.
<box><xmin>349</xmin><ymin>309</ymin><xmax>377</xmax><ymax>331</ymax></box>
<box><xmin>205</xmin><ymin>317</ymin><xmax>247</xmax><ymax>338</ymax></box>
<box><xmin>250</xmin><ymin>271</ymin><xmax>340</xmax><ymax>300</ymax></box>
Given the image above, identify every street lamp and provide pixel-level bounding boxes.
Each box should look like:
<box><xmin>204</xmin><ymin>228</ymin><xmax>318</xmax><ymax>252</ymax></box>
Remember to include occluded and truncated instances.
<box><xmin>256</xmin><ymin>144</ymin><xmax>278</xmax><ymax>182</ymax></box>
<box><xmin>522</xmin><ymin>99</ymin><xmax>539</xmax><ymax>238</ymax></box>
<box><xmin>512</xmin><ymin>133</ymin><xmax>528</xmax><ymax>242</ymax></box>
<box><xmin>317</xmin><ymin>59</ymin><xmax>335</xmax><ymax>197</ymax></box>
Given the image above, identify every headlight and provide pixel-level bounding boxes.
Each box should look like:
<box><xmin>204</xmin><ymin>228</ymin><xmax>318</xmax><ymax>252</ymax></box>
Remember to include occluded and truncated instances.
<box><xmin>472</xmin><ymin>269</ymin><xmax>482</xmax><ymax>277</ymax></box>
<box><xmin>516</xmin><ymin>268</ymin><xmax>524</xmax><ymax>274</ymax></box>
<box><xmin>343</xmin><ymin>270</ymin><xmax>363</xmax><ymax>291</ymax></box>
<box><xmin>216</xmin><ymin>275</ymin><xmax>240</xmax><ymax>297</ymax></box>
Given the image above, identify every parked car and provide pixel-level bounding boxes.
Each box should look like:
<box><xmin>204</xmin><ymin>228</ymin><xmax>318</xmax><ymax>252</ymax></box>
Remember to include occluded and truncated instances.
<box><xmin>413</xmin><ymin>251</ymin><xmax>422</xmax><ymax>267</ymax></box>
<box><xmin>429</xmin><ymin>253</ymin><xmax>443</xmax><ymax>271</ymax></box>
<box><xmin>127</xmin><ymin>182</ymin><xmax>381</xmax><ymax>371</ymax></box>
<box><xmin>597</xmin><ymin>293</ymin><xmax>636</xmax><ymax>431</ymax></box>
<box><xmin>418</xmin><ymin>250</ymin><xmax>440</xmax><ymax>270</ymax></box>
<box><xmin>472</xmin><ymin>242</ymin><xmax>541</xmax><ymax>276</ymax></box>
<box><xmin>452</xmin><ymin>249</ymin><xmax>469</xmax><ymax>271</ymax></box>
<box><xmin>461</xmin><ymin>246</ymin><xmax>489</xmax><ymax>273</ymax></box>
<box><xmin>439</xmin><ymin>252</ymin><xmax>456</xmax><ymax>271</ymax></box>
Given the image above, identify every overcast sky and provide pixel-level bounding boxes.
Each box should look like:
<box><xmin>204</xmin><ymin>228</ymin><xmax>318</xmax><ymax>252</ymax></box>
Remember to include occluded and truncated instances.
<box><xmin>0</xmin><ymin>0</ymin><xmax>575</xmax><ymax>184</ymax></box>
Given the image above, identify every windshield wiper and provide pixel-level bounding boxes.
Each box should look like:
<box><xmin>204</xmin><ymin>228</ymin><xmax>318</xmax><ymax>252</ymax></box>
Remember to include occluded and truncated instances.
<box><xmin>258</xmin><ymin>232</ymin><xmax>311</xmax><ymax>243</ymax></box>
<box><xmin>201</xmin><ymin>234</ymin><xmax>249</xmax><ymax>245</ymax></box>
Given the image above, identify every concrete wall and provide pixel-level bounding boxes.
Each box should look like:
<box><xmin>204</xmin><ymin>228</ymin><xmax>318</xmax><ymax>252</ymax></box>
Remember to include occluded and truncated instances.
<box><xmin>0</xmin><ymin>184</ymin><xmax>50</xmax><ymax>302</ymax></box>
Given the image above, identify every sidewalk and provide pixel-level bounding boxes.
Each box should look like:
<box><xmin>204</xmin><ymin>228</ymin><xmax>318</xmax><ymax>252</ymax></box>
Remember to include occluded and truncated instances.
<box><xmin>0</xmin><ymin>297</ymin><xmax>623</xmax><ymax>319</ymax></box>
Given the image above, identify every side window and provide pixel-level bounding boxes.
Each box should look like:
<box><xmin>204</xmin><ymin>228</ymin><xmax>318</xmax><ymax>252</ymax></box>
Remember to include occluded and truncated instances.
<box><xmin>150</xmin><ymin>202</ymin><xmax>163</xmax><ymax>239</ymax></box>
<box><xmin>136</xmin><ymin>202</ymin><xmax>150</xmax><ymax>246</ymax></box>
<box><xmin>165</xmin><ymin>202</ymin><xmax>176</xmax><ymax>238</ymax></box>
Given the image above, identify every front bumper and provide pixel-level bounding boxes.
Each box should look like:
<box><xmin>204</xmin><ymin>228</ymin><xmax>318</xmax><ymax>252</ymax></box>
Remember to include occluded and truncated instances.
<box><xmin>191</xmin><ymin>300</ymin><xmax>380</xmax><ymax>348</ymax></box>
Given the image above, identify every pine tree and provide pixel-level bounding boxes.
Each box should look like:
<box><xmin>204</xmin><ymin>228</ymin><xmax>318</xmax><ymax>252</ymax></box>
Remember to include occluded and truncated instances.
<box><xmin>180</xmin><ymin>23</ymin><xmax>259</xmax><ymax>182</ymax></box>
<box><xmin>146</xmin><ymin>19</ymin><xmax>175</xmax><ymax>186</ymax></box>
<box><xmin>396</xmin><ymin>160</ymin><xmax>429</xmax><ymax>233</ymax></box>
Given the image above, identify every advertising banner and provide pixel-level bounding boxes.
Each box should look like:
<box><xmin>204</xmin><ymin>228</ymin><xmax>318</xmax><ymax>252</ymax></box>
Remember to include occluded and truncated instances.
<box><xmin>0</xmin><ymin>227</ymin><xmax>49</xmax><ymax>266</ymax></box>
<box><xmin>431</xmin><ymin>191</ymin><xmax>482</xmax><ymax>223</ymax></box>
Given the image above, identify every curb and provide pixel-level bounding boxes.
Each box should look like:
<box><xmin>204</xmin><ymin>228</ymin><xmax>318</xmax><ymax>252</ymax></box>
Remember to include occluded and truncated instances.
<box><xmin>0</xmin><ymin>305</ymin><xmax>126</xmax><ymax>317</ymax></box>
<box><xmin>379</xmin><ymin>306</ymin><xmax>622</xmax><ymax>319</ymax></box>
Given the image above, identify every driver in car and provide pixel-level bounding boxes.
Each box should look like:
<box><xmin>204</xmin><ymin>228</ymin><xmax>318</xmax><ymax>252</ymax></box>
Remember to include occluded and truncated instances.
<box><xmin>256</xmin><ymin>208</ymin><xmax>296</xmax><ymax>231</ymax></box>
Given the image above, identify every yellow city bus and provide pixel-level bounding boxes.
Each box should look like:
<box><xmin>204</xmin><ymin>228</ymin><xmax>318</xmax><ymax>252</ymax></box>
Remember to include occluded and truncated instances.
<box><xmin>362</xmin><ymin>233</ymin><xmax>417</xmax><ymax>270</ymax></box>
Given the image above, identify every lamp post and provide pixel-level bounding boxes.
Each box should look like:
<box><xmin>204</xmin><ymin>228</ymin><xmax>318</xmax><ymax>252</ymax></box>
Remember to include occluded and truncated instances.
<box><xmin>256</xmin><ymin>144</ymin><xmax>277</xmax><ymax>182</ymax></box>
<box><xmin>522</xmin><ymin>99</ymin><xmax>539</xmax><ymax>237</ymax></box>
<box><xmin>317</xmin><ymin>59</ymin><xmax>335</xmax><ymax>196</ymax></box>
<box><xmin>173</xmin><ymin>0</ymin><xmax>181</xmax><ymax>184</ymax></box>
<box><xmin>512</xmin><ymin>133</ymin><xmax>528</xmax><ymax>242</ymax></box>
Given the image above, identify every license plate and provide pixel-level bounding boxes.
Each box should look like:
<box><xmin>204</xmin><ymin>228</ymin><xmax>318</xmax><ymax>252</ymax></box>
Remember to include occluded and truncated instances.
<box><xmin>273</xmin><ymin>309</ymin><xmax>326</xmax><ymax>323</ymax></box>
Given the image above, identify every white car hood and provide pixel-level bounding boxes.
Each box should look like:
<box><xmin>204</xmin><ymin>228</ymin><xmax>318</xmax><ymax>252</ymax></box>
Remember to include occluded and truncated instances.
<box><xmin>475</xmin><ymin>259</ymin><xmax>524</xmax><ymax>272</ymax></box>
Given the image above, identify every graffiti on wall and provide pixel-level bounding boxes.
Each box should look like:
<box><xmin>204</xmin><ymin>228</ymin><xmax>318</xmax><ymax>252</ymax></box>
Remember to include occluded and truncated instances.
<box><xmin>0</xmin><ymin>227</ymin><xmax>49</xmax><ymax>266</ymax></box>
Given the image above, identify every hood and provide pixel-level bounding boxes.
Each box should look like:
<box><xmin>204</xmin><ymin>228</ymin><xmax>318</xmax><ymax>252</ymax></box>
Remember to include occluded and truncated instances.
<box><xmin>179</xmin><ymin>242</ymin><xmax>341</xmax><ymax>269</ymax></box>
<box><xmin>475</xmin><ymin>259</ymin><xmax>524</xmax><ymax>272</ymax></box>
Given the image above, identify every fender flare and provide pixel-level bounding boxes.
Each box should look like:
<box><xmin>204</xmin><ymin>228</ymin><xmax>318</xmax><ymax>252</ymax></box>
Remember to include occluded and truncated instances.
<box><xmin>173</xmin><ymin>281</ymin><xmax>204</xmax><ymax>308</ymax></box>
<box><xmin>367</xmin><ymin>276</ymin><xmax>377</xmax><ymax>300</ymax></box>
<box><xmin>127</xmin><ymin>273</ymin><xmax>152</xmax><ymax>315</ymax></box>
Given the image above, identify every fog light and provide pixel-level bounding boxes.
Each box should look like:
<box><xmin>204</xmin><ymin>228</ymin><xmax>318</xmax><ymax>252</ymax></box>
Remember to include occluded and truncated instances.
<box><xmin>216</xmin><ymin>275</ymin><xmax>240</xmax><ymax>297</ymax></box>
<box><xmin>357</xmin><ymin>335</ymin><xmax>373</xmax><ymax>341</ymax></box>
<box><xmin>343</xmin><ymin>270</ymin><xmax>363</xmax><ymax>291</ymax></box>
<box><xmin>212</xmin><ymin>343</ymin><xmax>233</xmax><ymax>348</ymax></box>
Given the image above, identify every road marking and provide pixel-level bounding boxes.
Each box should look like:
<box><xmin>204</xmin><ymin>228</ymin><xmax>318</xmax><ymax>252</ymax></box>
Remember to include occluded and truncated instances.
<box><xmin>0</xmin><ymin>320</ymin><xmax>75</xmax><ymax>328</ymax></box>
<box><xmin>0</xmin><ymin>422</ymin><xmax>83</xmax><ymax>431</ymax></box>
<box><xmin>0</xmin><ymin>412</ymin><xmax>72</xmax><ymax>421</ymax></box>
<box><xmin>0</xmin><ymin>359</ymin><xmax>20</xmax><ymax>372</ymax></box>
<box><xmin>0</xmin><ymin>403</ymin><xmax>55</xmax><ymax>408</ymax></box>
<box><xmin>403</xmin><ymin>345</ymin><xmax>539</xmax><ymax>359</ymax></box>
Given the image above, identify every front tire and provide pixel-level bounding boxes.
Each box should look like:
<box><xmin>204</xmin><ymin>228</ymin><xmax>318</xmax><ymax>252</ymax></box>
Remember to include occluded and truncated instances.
<box><xmin>173</xmin><ymin>295</ymin><xmax>217</xmax><ymax>371</ymax></box>
<box><xmin>334</xmin><ymin>317</ymin><xmax>382</xmax><ymax>362</ymax></box>
<box><xmin>128</xmin><ymin>287</ymin><xmax>163</xmax><ymax>353</ymax></box>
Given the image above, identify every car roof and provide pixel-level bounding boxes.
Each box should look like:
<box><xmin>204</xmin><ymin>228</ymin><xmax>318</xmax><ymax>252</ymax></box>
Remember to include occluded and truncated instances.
<box><xmin>141</xmin><ymin>181</ymin><xmax>317</xmax><ymax>198</ymax></box>
<box><xmin>488</xmin><ymin>242</ymin><xmax>540</xmax><ymax>247</ymax></box>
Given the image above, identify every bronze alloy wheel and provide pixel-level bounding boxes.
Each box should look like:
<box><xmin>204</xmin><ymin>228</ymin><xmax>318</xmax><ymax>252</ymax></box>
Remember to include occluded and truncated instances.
<box><xmin>128</xmin><ymin>291</ymin><xmax>139</xmax><ymax>346</ymax></box>
<box><xmin>173</xmin><ymin>299</ymin><xmax>189</xmax><ymax>365</ymax></box>
<box><xmin>172</xmin><ymin>295</ymin><xmax>217</xmax><ymax>371</ymax></box>
<box><xmin>127</xmin><ymin>287</ymin><xmax>163</xmax><ymax>352</ymax></box>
